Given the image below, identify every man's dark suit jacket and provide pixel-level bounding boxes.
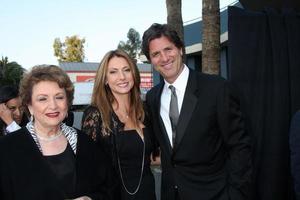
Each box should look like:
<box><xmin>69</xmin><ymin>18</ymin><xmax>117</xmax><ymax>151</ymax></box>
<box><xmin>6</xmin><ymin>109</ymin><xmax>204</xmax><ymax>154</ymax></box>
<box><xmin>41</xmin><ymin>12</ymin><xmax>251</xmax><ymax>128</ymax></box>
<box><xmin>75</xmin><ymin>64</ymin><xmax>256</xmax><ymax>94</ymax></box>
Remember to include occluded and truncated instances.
<box><xmin>0</xmin><ymin>127</ymin><xmax>115</xmax><ymax>200</ymax></box>
<box><xmin>146</xmin><ymin>69</ymin><xmax>252</xmax><ymax>200</ymax></box>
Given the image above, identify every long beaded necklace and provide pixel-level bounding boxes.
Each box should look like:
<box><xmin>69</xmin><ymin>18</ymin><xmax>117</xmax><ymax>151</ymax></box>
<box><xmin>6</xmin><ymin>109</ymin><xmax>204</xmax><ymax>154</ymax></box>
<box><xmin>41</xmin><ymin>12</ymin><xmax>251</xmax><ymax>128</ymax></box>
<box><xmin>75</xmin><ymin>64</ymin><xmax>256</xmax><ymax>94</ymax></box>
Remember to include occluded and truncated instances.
<box><xmin>117</xmin><ymin>136</ymin><xmax>145</xmax><ymax>195</ymax></box>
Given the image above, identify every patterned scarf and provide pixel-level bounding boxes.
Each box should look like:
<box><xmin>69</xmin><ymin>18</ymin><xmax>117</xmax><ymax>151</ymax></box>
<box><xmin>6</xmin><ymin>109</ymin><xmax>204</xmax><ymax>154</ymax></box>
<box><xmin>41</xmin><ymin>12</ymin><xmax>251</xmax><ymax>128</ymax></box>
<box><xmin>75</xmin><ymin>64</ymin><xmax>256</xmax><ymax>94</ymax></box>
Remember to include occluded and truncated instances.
<box><xmin>26</xmin><ymin>120</ymin><xmax>78</xmax><ymax>154</ymax></box>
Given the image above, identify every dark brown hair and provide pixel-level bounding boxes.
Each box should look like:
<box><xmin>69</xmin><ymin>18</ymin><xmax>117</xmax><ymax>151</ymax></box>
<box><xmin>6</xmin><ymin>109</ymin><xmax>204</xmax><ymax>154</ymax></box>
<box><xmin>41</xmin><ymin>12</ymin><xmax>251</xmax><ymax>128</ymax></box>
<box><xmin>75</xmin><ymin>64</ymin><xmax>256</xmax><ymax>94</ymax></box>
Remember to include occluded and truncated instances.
<box><xmin>142</xmin><ymin>23</ymin><xmax>184</xmax><ymax>60</ymax></box>
<box><xmin>19</xmin><ymin>65</ymin><xmax>74</xmax><ymax>107</ymax></box>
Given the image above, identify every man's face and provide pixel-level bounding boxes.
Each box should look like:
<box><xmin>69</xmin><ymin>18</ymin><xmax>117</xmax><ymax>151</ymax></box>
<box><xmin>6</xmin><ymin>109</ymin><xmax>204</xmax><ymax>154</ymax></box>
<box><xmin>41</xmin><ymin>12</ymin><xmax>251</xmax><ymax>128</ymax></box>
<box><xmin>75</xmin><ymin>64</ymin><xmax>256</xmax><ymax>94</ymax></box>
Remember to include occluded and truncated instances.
<box><xmin>149</xmin><ymin>36</ymin><xmax>183</xmax><ymax>84</ymax></box>
<box><xmin>5</xmin><ymin>97</ymin><xmax>24</xmax><ymax>124</ymax></box>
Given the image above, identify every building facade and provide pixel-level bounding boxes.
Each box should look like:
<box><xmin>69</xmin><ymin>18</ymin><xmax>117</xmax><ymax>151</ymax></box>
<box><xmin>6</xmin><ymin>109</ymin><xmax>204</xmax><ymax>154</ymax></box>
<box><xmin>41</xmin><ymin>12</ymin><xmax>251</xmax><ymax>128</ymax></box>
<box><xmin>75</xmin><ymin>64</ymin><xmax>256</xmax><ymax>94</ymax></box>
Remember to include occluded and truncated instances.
<box><xmin>183</xmin><ymin>1</ymin><xmax>242</xmax><ymax>79</ymax></box>
<box><xmin>59</xmin><ymin>61</ymin><xmax>153</xmax><ymax>94</ymax></box>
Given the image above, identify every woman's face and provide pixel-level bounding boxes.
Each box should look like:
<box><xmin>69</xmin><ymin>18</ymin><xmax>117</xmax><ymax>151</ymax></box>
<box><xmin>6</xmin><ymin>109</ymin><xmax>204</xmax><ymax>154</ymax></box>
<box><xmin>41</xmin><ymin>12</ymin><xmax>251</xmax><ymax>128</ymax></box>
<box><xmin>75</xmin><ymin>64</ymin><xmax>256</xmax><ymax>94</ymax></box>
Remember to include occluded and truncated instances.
<box><xmin>28</xmin><ymin>81</ymin><xmax>68</xmax><ymax>131</ymax></box>
<box><xmin>106</xmin><ymin>56</ymin><xmax>134</xmax><ymax>96</ymax></box>
<box><xmin>5</xmin><ymin>97</ymin><xmax>24</xmax><ymax>124</ymax></box>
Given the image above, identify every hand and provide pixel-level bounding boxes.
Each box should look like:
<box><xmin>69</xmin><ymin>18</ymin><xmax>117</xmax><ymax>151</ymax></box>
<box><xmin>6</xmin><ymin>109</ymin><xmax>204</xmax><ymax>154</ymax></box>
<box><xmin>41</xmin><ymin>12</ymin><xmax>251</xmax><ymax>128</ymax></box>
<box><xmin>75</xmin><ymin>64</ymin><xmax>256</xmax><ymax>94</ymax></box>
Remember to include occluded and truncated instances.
<box><xmin>151</xmin><ymin>153</ymin><xmax>161</xmax><ymax>166</ymax></box>
<box><xmin>0</xmin><ymin>103</ymin><xmax>14</xmax><ymax>125</ymax></box>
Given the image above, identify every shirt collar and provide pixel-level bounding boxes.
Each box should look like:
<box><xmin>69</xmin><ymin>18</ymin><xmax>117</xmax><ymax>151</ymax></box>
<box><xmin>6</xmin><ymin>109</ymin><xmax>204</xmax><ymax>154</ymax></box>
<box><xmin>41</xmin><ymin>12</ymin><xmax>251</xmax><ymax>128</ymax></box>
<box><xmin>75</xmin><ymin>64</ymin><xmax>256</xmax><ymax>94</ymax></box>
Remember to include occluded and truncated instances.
<box><xmin>164</xmin><ymin>64</ymin><xmax>189</xmax><ymax>93</ymax></box>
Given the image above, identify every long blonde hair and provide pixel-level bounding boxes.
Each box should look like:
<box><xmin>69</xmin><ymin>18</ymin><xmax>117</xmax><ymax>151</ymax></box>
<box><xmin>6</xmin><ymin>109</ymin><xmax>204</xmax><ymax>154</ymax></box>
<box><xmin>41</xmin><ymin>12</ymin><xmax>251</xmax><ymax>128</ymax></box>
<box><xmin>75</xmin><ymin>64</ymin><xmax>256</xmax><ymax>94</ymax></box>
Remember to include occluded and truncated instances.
<box><xmin>91</xmin><ymin>49</ymin><xmax>144</xmax><ymax>135</ymax></box>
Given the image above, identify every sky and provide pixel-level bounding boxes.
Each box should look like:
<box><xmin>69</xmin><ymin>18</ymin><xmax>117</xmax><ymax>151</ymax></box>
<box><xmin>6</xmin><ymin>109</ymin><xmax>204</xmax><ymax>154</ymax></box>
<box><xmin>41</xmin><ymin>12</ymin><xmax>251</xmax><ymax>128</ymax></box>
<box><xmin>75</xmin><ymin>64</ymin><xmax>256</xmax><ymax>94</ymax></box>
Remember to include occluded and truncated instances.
<box><xmin>0</xmin><ymin>0</ymin><xmax>237</xmax><ymax>70</ymax></box>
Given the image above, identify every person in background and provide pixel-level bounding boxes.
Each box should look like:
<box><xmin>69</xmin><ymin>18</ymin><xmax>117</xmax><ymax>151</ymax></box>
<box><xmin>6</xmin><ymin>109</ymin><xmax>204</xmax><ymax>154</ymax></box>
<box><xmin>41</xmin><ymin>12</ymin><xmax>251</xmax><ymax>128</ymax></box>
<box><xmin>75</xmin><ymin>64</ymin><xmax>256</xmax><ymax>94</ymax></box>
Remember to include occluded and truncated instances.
<box><xmin>290</xmin><ymin>110</ymin><xmax>300</xmax><ymax>200</ymax></box>
<box><xmin>81</xmin><ymin>49</ymin><xmax>157</xmax><ymax>200</ymax></box>
<box><xmin>0</xmin><ymin>85</ymin><xmax>28</xmax><ymax>136</ymax></box>
<box><xmin>0</xmin><ymin>65</ymin><xmax>115</xmax><ymax>200</ymax></box>
<box><xmin>142</xmin><ymin>23</ymin><xmax>252</xmax><ymax>200</ymax></box>
<box><xmin>63</xmin><ymin>110</ymin><xmax>74</xmax><ymax>127</ymax></box>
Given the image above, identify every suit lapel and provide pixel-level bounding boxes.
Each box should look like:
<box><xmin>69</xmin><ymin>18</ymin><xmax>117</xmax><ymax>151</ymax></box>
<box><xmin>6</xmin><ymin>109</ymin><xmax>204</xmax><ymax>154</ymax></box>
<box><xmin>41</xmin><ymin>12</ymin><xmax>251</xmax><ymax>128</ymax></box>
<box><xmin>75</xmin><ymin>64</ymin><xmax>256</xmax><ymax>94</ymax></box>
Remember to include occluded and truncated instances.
<box><xmin>174</xmin><ymin>72</ymin><xmax>198</xmax><ymax>150</ymax></box>
<box><xmin>154</xmin><ymin>83</ymin><xmax>173</xmax><ymax>154</ymax></box>
<box><xmin>158</xmin><ymin>116</ymin><xmax>172</xmax><ymax>153</ymax></box>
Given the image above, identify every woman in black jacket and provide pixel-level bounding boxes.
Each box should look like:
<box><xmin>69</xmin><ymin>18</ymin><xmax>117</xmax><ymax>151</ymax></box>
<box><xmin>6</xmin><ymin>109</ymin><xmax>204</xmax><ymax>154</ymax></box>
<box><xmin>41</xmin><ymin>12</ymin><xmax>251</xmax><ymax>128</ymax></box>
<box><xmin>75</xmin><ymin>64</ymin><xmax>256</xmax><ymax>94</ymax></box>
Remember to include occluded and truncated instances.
<box><xmin>81</xmin><ymin>49</ymin><xmax>157</xmax><ymax>200</ymax></box>
<box><xmin>0</xmin><ymin>65</ymin><xmax>116</xmax><ymax>200</ymax></box>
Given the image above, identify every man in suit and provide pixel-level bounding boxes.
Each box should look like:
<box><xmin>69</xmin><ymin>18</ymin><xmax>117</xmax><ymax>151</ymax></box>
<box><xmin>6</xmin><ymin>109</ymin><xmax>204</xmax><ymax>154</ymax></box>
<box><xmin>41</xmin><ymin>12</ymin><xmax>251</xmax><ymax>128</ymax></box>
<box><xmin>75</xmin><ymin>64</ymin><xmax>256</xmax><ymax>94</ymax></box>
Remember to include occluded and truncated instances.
<box><xmin>142</xmin><ymin>23</ymin><xmax>252</xmax><ymax>200</ymax></box>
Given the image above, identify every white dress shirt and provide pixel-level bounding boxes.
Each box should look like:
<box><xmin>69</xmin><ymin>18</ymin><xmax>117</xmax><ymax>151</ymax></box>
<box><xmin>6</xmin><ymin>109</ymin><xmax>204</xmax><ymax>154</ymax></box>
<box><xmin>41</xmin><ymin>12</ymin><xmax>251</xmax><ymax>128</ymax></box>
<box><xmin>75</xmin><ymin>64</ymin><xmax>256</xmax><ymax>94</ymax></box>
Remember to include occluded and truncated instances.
<box><xmin>160</xmin><ymin>65</ymin><xmax>189</xmax><ymax>147</ymax></box>
<box><xmin>5</xmin><ymin>121</ymin><xmax>21</xmax><ymax>134</ymax></box>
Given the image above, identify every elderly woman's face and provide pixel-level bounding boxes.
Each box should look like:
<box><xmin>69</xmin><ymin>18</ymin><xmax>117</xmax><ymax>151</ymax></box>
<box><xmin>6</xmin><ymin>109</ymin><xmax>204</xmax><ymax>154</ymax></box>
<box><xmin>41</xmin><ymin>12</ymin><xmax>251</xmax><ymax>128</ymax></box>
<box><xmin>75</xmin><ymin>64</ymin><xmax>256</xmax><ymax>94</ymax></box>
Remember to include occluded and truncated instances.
<box><xmin>28</xmin><ymin>81</ymin><xmax>68</xmax><ymax>129</ymax></box>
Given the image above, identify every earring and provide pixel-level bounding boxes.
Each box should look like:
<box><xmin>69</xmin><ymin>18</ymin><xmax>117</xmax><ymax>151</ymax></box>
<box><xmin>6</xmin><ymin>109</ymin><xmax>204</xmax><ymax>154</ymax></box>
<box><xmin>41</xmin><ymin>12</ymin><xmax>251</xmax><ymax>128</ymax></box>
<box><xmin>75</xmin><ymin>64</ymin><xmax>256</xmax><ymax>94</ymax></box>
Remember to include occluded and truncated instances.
<box><xmin>30</xmin><ymin>115</ymin><xmax>34</xmax><ymax>122</ymax></box>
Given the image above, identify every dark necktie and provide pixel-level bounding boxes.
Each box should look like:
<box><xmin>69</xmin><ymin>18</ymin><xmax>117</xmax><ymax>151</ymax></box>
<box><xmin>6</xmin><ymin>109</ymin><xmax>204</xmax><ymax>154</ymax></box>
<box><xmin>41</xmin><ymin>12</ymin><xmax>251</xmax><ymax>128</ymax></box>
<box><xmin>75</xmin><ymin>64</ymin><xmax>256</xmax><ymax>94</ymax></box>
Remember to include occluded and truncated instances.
<box><xmin>169</xmin><ymin>85</ymin><xmax>179</xmax><ymax>147</ymax></box>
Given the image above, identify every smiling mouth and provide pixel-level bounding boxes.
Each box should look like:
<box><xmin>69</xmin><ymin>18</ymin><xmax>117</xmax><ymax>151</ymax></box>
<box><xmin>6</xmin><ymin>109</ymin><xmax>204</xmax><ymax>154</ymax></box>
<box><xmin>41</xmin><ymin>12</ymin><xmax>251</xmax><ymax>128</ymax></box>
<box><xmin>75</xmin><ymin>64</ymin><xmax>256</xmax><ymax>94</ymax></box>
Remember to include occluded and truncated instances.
<box><xmin>161</xmin><ymin>61</ymin><xmax>173</xmax><ymax>69</ymax></box>
<box><xmin>118</xmin><ymin>82</ymin><xmax>129</xmax><ymax>87</ymax></box>
<box><xmin>46</xmin><ymin>112</ymin><xmax>60</xmax><ymax>118</ymax></box>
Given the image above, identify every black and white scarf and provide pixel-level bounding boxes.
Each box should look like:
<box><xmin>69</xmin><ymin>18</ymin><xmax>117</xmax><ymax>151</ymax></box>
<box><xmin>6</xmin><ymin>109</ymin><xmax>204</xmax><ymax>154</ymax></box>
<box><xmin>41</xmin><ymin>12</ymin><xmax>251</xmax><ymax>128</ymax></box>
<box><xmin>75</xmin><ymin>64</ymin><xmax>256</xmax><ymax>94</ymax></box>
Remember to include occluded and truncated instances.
<box><xmin>26</xmin><ymin>120</ymin><xmax>78</xmax><ymax>154</ymax></box>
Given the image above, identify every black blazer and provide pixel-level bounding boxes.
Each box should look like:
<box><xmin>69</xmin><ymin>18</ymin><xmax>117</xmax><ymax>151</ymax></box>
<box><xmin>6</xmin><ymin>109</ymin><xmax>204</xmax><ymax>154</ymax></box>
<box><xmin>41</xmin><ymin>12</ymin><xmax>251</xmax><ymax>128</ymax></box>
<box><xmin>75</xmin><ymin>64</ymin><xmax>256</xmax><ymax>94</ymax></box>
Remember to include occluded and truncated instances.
<box><xmin>81</xmin><ymin>105</ymin><xmax>158</xmax><ymax>199</ymax></box>
<box><xmin>0</xmin><ymin>127</ymin><xmax>115</xmax><ymax>200</ymax></box>
<box><xmin>146</xmin><ymin>70</ymin><xmax>252</xmax><ymax>200</ymax></box>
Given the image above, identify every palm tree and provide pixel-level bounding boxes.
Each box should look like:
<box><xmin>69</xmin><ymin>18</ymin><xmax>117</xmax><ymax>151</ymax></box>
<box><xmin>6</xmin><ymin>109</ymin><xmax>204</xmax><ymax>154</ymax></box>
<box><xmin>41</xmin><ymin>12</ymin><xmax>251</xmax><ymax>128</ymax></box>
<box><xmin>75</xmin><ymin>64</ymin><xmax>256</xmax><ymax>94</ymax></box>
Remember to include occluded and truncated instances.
<box><xmin>202</xmin><ymin>0</ymin><xmax>220</xmax><ymax>75</ymax></box>
<box><xmin>166</xmin><ymin>0</ymin><xmax>186</xmax><ymax>59</ymax></box>
<box><xmin>0</xmin><ymin>57</ymin><xmax>25</xmax><ymax>87</ymax></box>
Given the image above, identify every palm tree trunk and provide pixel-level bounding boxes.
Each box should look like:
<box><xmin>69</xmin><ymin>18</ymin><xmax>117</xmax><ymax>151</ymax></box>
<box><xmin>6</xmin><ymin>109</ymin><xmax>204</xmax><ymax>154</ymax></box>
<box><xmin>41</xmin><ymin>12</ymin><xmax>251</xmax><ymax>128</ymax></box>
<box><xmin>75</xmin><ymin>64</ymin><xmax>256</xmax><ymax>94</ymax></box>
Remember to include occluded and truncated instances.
<box><xmin>166</xmin><ymin>0</ymin><xmax>186</xmax><ymax>59</ymax></box>
<box><xmin>202</xmin><ymin>0</ymin><xmax>220</xmax><ymax>74</ymax></box>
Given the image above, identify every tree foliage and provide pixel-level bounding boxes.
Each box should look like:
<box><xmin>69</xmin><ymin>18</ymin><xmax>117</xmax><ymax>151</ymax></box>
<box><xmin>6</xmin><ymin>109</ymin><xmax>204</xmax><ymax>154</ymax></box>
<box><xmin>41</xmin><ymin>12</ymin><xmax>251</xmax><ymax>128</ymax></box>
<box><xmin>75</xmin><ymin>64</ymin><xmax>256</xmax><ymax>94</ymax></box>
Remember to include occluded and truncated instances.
<box><xmin>0</xmin><ymin>56</ymin><xmax>25</xmax><ymax>87</ymax></box>
<box><xmin>118</xmin><ymin>28</ymin><xmax>141</xmax><ymax>61</ymax></box>
<box><xmin>53</xmin><ymin>35</ymin><xmax>86</xmax><ymax>62</ymax></box>
<box><xmin>202</xmin><ymin>0</ymin><xmax>220</xmax><ymax>74</ymax></box>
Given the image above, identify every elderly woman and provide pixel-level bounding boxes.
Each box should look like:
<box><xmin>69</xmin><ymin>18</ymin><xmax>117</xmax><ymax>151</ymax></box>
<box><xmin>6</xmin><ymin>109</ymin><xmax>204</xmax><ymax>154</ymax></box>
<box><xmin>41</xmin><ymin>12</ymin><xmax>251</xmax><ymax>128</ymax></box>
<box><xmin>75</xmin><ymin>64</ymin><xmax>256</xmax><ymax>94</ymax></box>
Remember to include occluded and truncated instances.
<box><xmin>0</xmin><ymin>65</ymin><xmax>115</xmax><ymax>200</ymax></box>
<box><xmin>0</xmin><ymin>85</ymin><xmax>28</xmax><ymax>136</ymax></box>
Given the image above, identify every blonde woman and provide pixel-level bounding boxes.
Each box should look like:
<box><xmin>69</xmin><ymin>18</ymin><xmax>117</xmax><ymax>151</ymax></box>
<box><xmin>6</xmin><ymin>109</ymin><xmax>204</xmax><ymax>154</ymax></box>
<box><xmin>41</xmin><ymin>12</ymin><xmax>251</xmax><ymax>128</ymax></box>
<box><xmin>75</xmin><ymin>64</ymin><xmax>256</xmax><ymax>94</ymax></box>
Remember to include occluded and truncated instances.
<box><xmin>81</xmin><ymin>49</ymin><xmax>157</xmax><ymax>200</ymax></box>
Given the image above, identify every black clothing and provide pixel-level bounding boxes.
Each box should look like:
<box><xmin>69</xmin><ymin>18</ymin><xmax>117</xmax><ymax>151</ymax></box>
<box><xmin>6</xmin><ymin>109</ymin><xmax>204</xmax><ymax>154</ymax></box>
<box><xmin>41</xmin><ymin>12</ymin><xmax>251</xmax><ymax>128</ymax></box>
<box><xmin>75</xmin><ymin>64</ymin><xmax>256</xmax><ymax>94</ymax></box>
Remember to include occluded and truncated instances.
<box><xmin>146</xmin><ymin>70</ymin><xmax>252</xmax><ymax>200</ymax></box>
<box><xmin>81</xmin><ymin>106</ymin><xmax>157</xmax><ymax>200</ymax></box>
<box><xmin>44</xmin><ymin>144</ymin><xmax>76</xmax><ymax>197</ymax></box>
<box><xmin>117</xmin><ymin>129</ymin><xmax>156</xmax><ymax>200</ymax></box>
<box><xmin>0</xmin><ymin>127</ymin><xmax>115</xmax><ymax>200</ymax></box>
